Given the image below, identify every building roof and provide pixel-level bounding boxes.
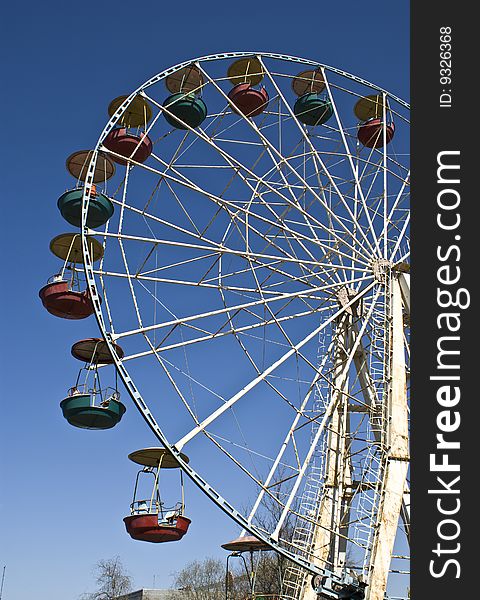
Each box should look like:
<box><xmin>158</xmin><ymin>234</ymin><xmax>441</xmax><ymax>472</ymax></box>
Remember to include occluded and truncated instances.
<box><xmin>116</xmin><ymin>589</ymin><xmax>187</xmax><ymax>600</ymax></box>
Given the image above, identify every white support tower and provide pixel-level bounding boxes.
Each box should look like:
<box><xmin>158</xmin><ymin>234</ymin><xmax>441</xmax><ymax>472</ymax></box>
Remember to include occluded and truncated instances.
<box><xmin>283</xmin><ymin>268</ymin><xmax>410</xmax><ymax>600</ymax></box>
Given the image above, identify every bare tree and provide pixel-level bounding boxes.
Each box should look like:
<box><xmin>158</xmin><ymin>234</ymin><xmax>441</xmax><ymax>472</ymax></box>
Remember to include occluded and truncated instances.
<box><xmin>226</xmin><ymin>551</ymin><xmax>283</xmax><ymax>599</ymax></box>
<box><xmin>171</xmin><ymin>551</ymin><xmax>285</xmax><ymax>600</ymax></box>
<box><xmin>170</xmin><ymin>557</ymin><xmax>225</xmax><ymax>600</ymax></box>
<box><xmin>81</xmin><ymin>556</ymin><xmax>133</xmax><ymax>600</ymax></box>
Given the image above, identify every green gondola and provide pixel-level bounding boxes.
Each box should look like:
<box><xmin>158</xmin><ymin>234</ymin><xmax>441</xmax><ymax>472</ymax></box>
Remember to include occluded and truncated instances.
<box><xmin>163</xmin><ymin>93</ymin><xmax>207</xmax><ymax>130</ymax></box>
<box><xmin>294</xmin><ymin>93</ymin><xmax>333</xmax><ymax>126</ymax></box>
<box><xmin>57</xmin><ymin>189</ymin><xmax>114</xmax><ymax>229</ymax></box>
<box><xmin>60</xmin><ymin>392</ymin><xmax>126</xmax><ymax>430</ymax></box>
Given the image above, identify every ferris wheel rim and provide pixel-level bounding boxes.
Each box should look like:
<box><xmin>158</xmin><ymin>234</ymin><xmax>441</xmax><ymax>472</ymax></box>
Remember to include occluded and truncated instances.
<box><xmin>78</xmin><ymin>51</ymin><xmax>409</xmax><ymax>581</ymax></box>
<box><xmin>96</xmin><ymin>51</ymin><xmax>409</xmax><ymax>154</ymax></box>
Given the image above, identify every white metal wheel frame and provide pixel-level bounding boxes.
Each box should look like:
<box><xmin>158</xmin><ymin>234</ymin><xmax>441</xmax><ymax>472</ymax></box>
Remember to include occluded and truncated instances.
<box><xmin>78</xmin><ymin>52</ymin><xmax>410</xmax><ymax>600</ymax></box>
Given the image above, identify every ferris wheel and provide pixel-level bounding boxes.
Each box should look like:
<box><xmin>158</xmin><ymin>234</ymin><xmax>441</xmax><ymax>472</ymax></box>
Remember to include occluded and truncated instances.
<box><xmin>42</xmin><ymin>52</ymin><xmax>410</xmax><ymax>600</ymax></box>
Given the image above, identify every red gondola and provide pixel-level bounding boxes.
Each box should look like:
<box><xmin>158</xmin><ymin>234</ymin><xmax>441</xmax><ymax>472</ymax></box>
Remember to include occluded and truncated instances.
<box><xmin>103</xmin><ymin>127</ymin><xmax>153</xmax><ymax>165</ymax></box>
<box><xmin>354</xmin><ymin>95</ymin><xmax>395</xmax><ymax>149</ymax></box>
<box><xmin>39</xmin><ymin>233</ymin><xmax>104</xmax><ymax>319</ymax></box>
<box><xmin>357</xmin><ymin>118</ymin><xmax>395</xmax><ymax>149</ymax></box>
<box><xmin>124</xmin><ymin>513</ymin><xmax>191</xmax><ymax>543</ymax></box>
<box><xmin>39</xmin><ymin>277</ymin><xmax>94</xmax><ymax>319</ymax></box>
<box><xmin>228</xmin><ymin>83</ymin><xmax>269</xmax><ymax>118</ymax></box>
<box><xmin>227</xmin><ymin>57</ymin><xmax>268</xmax><ymax>118</ymax></box>
<box><xmin>123</xmin><ymin>448</ymin><xmax>191</xmax><ymax>543</ymax></box>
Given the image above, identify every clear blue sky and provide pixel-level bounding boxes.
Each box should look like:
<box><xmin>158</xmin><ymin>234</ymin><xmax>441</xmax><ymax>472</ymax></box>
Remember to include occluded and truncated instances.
<box><xmin>0</xmin><ymin>2</ymin><xmax>409</xmax><ymax>599</ymax></box>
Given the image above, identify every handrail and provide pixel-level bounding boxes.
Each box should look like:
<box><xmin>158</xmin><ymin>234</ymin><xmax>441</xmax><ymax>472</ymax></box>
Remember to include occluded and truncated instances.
<box><xmin>129</xmin><ymin>499</ymin><xmax>183</xmax><ymax>518</ymax></box>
